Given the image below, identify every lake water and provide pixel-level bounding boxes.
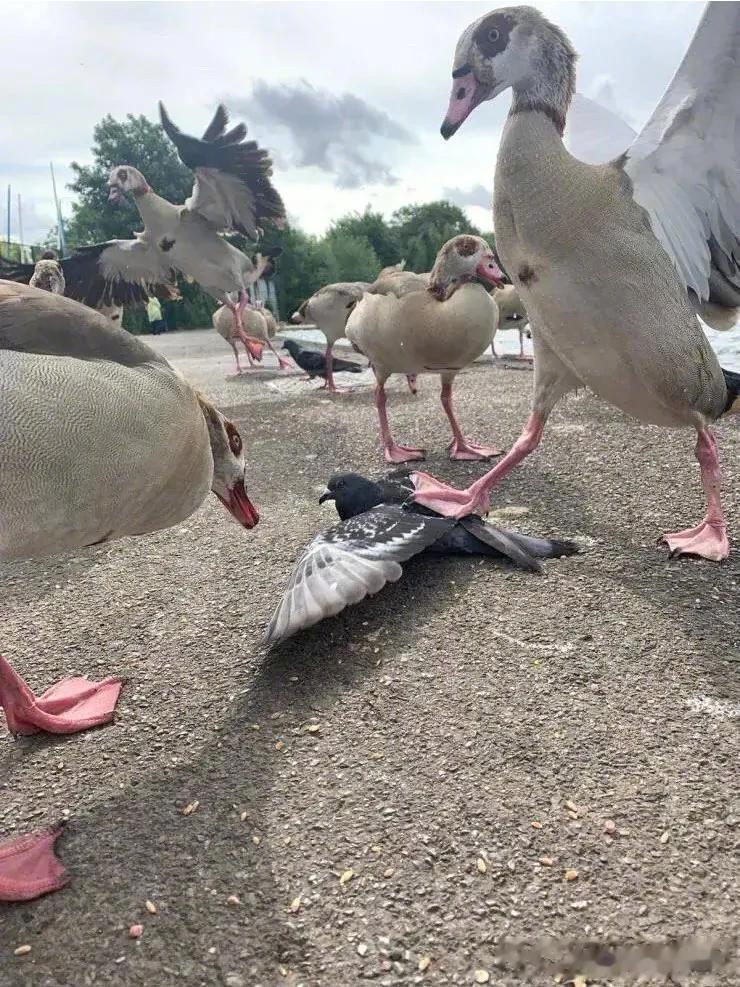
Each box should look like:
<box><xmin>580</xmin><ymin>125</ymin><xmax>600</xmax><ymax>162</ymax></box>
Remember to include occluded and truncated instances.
<box><xmin>282</xmin><ymin>322</ymin><xmax>740</xmax><ymax>372</ymax></box>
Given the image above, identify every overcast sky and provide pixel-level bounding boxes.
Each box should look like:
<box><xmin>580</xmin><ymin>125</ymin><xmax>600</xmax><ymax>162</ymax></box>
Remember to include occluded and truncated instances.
<box><xmin>0</xmin><ymin>1</ymin><xmax>705</xmax><ymax>245</ymax></box>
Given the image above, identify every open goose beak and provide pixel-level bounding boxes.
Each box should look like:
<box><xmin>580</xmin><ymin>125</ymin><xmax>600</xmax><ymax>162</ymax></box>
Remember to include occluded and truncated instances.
<box><xmin>477</xmin><ymin>254</ymin><xmax>505</xmax><ymax>288</ymax></box>
<box><xmin>216</xmin><ymin>480</ymin><xmax>260</xmax><ymax>529</ymax></box>
<box><xmin>441</xmin><ymin>71</ymin><xmax>489</xmax><ymax>139</ymax></box>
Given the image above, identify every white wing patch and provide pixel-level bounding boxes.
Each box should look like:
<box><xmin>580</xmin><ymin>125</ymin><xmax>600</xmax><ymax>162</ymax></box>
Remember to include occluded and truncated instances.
<box><xmin>264</xmin><ymin>505</ymin><xmax>452</xmax><ymax>644</ymax></box>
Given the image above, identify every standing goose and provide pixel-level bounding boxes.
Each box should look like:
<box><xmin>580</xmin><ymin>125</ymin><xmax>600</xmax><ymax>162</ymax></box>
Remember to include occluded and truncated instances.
<box><xmin>411</xmin><ymin>3</ymin><xmax>740</xmax><ymax>561</ymax></box>
<box><xmin>0</xmin><ymin>281</ymin><xmax>260</xmax><ymax>900</ymax></box>
<box><xmin>345</xmin><ymin>234</ymin><xmax>504</xmax><ymax>463</ymax></box>
<box><xmin>493</xmin><ymin>283</ymin><xmax>531</xmax><ymax>360</ymax></box>
<box><xmin>0</xmin><ymin>281</ymin><xmax>259</xmax><ymax>737</ymax></box>
<box><xmin>212</xmin><ymin>301</ymin><xmax>290</xmax><ymax>372</ymax></box>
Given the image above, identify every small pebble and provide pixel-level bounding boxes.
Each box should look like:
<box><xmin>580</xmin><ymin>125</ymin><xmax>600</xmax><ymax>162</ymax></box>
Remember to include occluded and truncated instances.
<box><xmin>128</xmin><ymin>924</ymin><xmax>143</xmax><ymax>939</ymax></box>
<box><xmin>473</xmin><ymin>971</ymin><xmax>490</xmax><ymax>984</ymax></box>
<box><xmin>227</xmin><ymin>894</ymin><xmax>241</xmax><ymax>906</ymax></box>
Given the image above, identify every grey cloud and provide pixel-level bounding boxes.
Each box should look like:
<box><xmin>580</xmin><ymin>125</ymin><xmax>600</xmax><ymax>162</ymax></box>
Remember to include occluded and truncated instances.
<box><xmin>230</xmin><ymin>81</ymin><xmax>417</xmax><ymax>189</ymax></box>
<box><xmin>442</xmin><ymin>184</ymin><xmax>492</xmax><ymax>210</ymax></box>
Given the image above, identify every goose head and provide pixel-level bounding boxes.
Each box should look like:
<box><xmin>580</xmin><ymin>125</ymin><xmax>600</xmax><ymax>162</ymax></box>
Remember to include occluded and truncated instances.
<box><xmin>197</xmin><ymin>397</ymin><xmax>259</xmax><ymax>529</ymax></box>
<box><xmin>293</xmin><ymin>284</ymin><xmax>363</xmax><ymax>333</ymax></box>
<box><xmin>429</xmin><ymin>235</ymin><xmax>504</xmax><ymax>298</ymax></box>
<box><xmin>441</xmin><ymin>6</ymin><xmax>576</xmax><ymax>139</ymax></box>
<box><xmin>107</xmin><ymin>166</ymin><xmax>150</xmax><ymax>204</ymax></box>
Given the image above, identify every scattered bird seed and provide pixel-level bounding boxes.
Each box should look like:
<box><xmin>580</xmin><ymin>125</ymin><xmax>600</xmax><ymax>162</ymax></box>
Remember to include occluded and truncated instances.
<box><xmin>357</xmin><ymin>943</ymin><xmax>368</xmax><ymax>957</ymax></box>
<box><xmin>539</xmin><ymin>856</ymin><xmax>554</xmax><ymax>867</ymax></box>
<box><xmin>128</xmin><ymin>924</ymin><xmax>143</xmax><ymax>939</ymax></box>
<box><xmin>531</xmin><ymin>821</ymin><xmax>543</xmax><ymax>829</ymax></box>
<box><xmin>227</xmin><ymin>895</ymin><xmax>240</xmax><ymax>906</ymax></box>
<box><xmin>181</xmin><ymin>800</ymin><xmax>199</xmax><ymax>816</ymax></box>
<box><xmin>565</xmin><ymin>869</ymin><xmax>579</xmax><ymax>881</ymax></box>
<box><xmin>418</xmin><ymin>955</ymin><xmax>431</xmax><ymax>971</ymax></box>
<box><xmin>306</xmin><ymin>724</ymin><xmax>321</xmax><ymax>734</ymax></box>
<box><xmin>13</xmin><ymin>945</ymin><xmax>31</xmax><ymax>957</ymax></box>
<box><xmin>383</xmin><ymin>867</ymin><xmax>395</xmax><ymax>878</ymax></box>
<box><xmin>603</xmin><ymin>819</ymin><xmax>616</xmax><ymax>834</ymax></box>
<box><xmin>339</xmin><ymin>868</ymin><xmax>355</xmax><ymax>885</ymax></box>
<box><xmin>477</xmin><ymin>857</ymin><xmax>488</xmax><ymax>874</ymax></box>
<box><xmin>474</xmin><ymin>970</ymin><xmax>490</xmax><ymax>984</ymax></box>
<box><xmin>660</xmin><ymin>831</ymin><xmax>670</xmax><ymax>844</ymax></box>
<box><xmin>288</xmin><ymin>897</ymin><xmax>301</xmax><ymax>913</ymax></box>
<box><xmin>145</xmin><ymin>900</ymin><xmax>157</xmax><ymax>915</ymax></box>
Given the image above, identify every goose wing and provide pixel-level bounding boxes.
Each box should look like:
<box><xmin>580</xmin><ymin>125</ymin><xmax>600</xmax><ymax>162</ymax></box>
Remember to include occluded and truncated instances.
<box><xmin>159</xmin><ymin>102</ymin><xmax>286</xmax><ymax>238</ymax></box>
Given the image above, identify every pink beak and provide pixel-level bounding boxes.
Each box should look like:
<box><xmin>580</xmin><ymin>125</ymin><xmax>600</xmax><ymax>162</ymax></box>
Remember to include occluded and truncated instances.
<box><xmin>441</xmin><ymin>71</ymin><xmax>482</xmax><ymax>139</ymax></box>
<box><xmin>216</xmin><ymin>481</ymin><xmax>260</xmax><ymax>529</ymax></box>
<box><xmin>477</xmin><ymin>255</ymin><xmax>505</xmax><ymax>288</ymax></box>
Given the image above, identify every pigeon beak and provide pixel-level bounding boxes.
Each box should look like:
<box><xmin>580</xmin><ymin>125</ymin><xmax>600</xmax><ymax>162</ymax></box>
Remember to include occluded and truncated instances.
<box><xmin>318</xmin><ymin>490</ymin><xmax>335</xmax><ymax>505</ymax></box>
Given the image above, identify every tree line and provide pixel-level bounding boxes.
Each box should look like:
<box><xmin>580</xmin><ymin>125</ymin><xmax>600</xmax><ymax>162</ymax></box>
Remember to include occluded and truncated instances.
<box><xmin>53</xmin><ymin>113</ymin><xmax>492</xmax><ymax>332</ymax></box>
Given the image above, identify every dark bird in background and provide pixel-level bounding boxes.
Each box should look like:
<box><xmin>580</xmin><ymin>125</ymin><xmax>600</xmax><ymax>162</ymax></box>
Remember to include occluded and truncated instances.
<box><xmin>264</xmin><ymin>470</ymin><xmax>579</xmax><ymax>643</ymax></box>
<box><xmin>281</xmin><ymin>338</ymin><xmax>365</xmax><ymax>383</ymax></box>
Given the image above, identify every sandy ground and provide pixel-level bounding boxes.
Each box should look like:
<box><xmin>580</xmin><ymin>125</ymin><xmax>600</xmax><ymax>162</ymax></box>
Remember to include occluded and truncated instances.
<box><xmin>1</xmin><ymin>329</ymin><xmax>738</xmax><ymax>987</ymax></box>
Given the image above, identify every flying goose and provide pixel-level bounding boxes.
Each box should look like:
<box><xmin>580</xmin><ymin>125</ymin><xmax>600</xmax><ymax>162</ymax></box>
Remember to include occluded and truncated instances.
<box><xmin>345</xmin><ymin>234</ymin><xmax>504</xmax><ymax>463</ymax></box>
<box><xmin>100</xmin><ymin>102</ymin><xmax>285</xmax><ymax>340</ymax></box>
<box><xmin>264</xmin><ymin>470</ymin><xmax>577</xmax><ymax>644</ymax></box>
<box><xmin>410</xmin><ymin>3</ymin><xmax>740</xmax><ymax>562</ymax></box>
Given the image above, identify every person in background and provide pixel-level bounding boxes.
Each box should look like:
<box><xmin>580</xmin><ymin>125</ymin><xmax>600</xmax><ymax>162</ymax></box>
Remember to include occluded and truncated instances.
<box><xmin>147</xmin><ymin>296</ymin><xmax>167</xmax><ymax>335</ymax></box>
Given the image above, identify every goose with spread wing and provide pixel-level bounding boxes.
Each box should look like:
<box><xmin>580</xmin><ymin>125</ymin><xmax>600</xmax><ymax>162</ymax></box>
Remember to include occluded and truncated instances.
<box><xmin>411</xmin><ymin>2</ymin><xmax>740</xmax><ymax>562</ymax></box>
<box><xmin>102</xmin><ymin>102</ymin><xmax>286</xmax><ymax>340</ymax></box>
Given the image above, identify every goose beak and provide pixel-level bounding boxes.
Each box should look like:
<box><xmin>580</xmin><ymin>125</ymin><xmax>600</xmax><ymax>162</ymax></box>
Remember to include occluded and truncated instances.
<box><xmin>477</xmin><ymin>255</ymin><xmax>505</xmax><ymax>287</ymax></box>
<box><xmin>216</xmin><ymin>481</ymin><xmax>260</xmax><ymax>529</ymax></box>
<box><xmin>441</xmin><ymin>71</ymin><xmax>485</xmax><ymax>139</ymax></box>
<box><xmin>318</xmin><ymin>489</ymin><xmax>335</xmax><ymax>505</ymax></box>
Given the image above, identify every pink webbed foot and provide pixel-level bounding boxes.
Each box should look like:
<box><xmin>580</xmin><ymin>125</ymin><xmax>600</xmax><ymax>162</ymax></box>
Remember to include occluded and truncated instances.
<box><xmin>661</xmin><ymin>519</ymin><xmax>730</xmax><ymax>562</ymax></box>
<box><xmin>0</xmin><ymin>823</ymin><xmax>69</xmax><ymax>902</ymax></box>
<box><xmin>409</xmin><ymin>472</ymin><xmax>489</xmax><ymax>518</ymax></box>
<box><xmin>384</xmin><ymin>443</ymin><xmax>426</xmax><ymax>464</ymax></box>
<box><xmin>447</xmin><ymin>437</ymin><xmax>503</xmax><ymax>461</ymax></box>
<box><xmin>0</xmin><ymin>656</ymin><xmax>123</xmax><ymax>736</ymax></box>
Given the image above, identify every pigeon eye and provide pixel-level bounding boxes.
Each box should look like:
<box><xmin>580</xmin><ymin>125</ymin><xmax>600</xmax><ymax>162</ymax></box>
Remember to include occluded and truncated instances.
<box><xmin>488</xmin><ymin>28</ymin><xmax>499</xmax><ymax>42</ymax></box>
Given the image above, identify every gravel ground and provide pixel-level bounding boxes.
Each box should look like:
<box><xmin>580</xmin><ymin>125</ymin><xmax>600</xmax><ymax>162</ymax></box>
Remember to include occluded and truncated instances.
<box><xmin>1</xmin><ymin>329</ymin><xmax>738</xmax><ymax>987</ymax></box>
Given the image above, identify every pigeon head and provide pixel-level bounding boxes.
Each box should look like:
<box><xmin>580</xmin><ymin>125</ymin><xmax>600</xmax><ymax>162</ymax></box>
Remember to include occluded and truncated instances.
<box><xmin>319</xmin><ymin>473</ymin><xmax>385</xmax><ymax>521</ymax></box>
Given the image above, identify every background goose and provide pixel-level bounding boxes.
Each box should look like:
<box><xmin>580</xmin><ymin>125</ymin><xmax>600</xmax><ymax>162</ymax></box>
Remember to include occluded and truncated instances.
<box><xmin>264</xmin><ymin>470</ymin><xmax>577</xmax><ymax>644</ymax></box>
<box><xmin>493</xmin><ymin>283</ymin><xmax>531</xmax><ymax>359</ymax></box>
<box><xmin>28</xmin><ymin>250</ymin><xmax>66</xmax><ymax>295</ymax></box>
<box><xmin>411</xmin><ymin>2</ymin><xmax>740</xmax><ymax>563</ymax></box>
<box><xmin>346</xmin><ymin>234</ymin><xmax>504</xmax><ymax>463</ymax></box>
<box><xmin>102</xmin><ymin>102</ymin><xmax>286</xmax><ymax>340</ymax></box>
<box><xmin>212</xmin><ymin>301</ymin><xmax>290</xmax><ymax>372</ymax></box>
<box><xmin>0</xmin><ymin>280</ymin><xmax>259</xmax><ymax>742</ymax></box>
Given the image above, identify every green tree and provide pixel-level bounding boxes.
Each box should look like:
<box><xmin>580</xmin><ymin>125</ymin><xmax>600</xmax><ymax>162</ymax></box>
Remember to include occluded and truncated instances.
<box><xmin>329</xmin><ymin>208</ymin><xmax>400</xmax><ymax>267</ymax></box>
<box><xmin>390</xmin><ymin>201</ymin><xmax>480</xmax><ymax>272</ymax></box>
<box><xmin>322</xmin><ymin>232</ymin><xmax>381</xmax><ymax>285</ymax></box>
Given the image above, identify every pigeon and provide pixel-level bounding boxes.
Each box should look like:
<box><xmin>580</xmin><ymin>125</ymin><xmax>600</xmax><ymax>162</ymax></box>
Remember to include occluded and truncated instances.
<box><xmin>264</xmin><ymin>471</ymin><xmax>578</xmax><ymax>643</ymax></box>
<box><xmin>281</xmin><ymin>338</ymin><xmax>365</xmax><ymax>382</ymax></box>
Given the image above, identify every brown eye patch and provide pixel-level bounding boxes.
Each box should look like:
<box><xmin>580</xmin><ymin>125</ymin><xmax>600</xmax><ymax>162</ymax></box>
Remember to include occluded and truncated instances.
<box><xmin>456</xmin><ymin>236</ymin><xmax>479</xmax><ymax>257</ymax></box>
<box><xmin>117</xmin><ymin>168</ymin><xmax>128</xmax><ymax>182</ymax></box>
<box><xmin>225</xmin><ymin>421</ymin><xmax>243</xmax><ymax>456</ymax></box>
<box><xmin>473</xmin><ymin>13</ymin><xmax>516</xmax><ymax>57</ymax></box>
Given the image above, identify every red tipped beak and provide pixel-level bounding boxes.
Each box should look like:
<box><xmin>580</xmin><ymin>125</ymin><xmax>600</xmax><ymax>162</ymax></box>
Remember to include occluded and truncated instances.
<box><xmin>217</xmin><ymin>481</ymin><xmax>260</xmax><ymax>529</ymax></box>
<box><xmin>477</xmin><ymin>255</ymin><xmax>505</xmax><ymax>288</ymax></box>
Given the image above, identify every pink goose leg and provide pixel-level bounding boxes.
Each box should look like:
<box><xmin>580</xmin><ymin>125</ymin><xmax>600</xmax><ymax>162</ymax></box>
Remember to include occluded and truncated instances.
<box><xmin>320</xmin><ymin>343</ymin><xmax>348</xmax><ymax>393</ymax></box>
<box><xmin>441</xmin><ymin>377</ymin><xmax>503</xmax><ymax>461</ymax></box>
<box><xmin>375</xmin><ymin>376</ymin><xmax>425</xmax><ymax>463</ymax></box>
<box><xmin>412</xmin><ymin>411</ymin><xmax>546</xmax><ymax>516</ymax></box>
<box><xmin>0</xmin><ymin>655</ymin><xmax>123</xmax><ymax>736</ymax></box>
<box><xmin>661</xmin><ymin>429</ymin><xmax>730</xmax><ymax>561</ymax></box>
<box><xmin>264</xmin><ymin>337</ymin><xmax>293</xmax><ymax>371</ymax></box>
<box><xmin>225</xmin><ymin>293</ymin><xmax>264</xmax><ymax>363</ymax></box>
<box><xmin>0</xmin><ymin>823</ymin><xmax>69</xmax><ymax>902</ymax></box>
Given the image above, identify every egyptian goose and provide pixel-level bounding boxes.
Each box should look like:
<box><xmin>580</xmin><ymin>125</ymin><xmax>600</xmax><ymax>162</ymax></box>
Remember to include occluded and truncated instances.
<box><xmin>28</xmin><ymin>250</ymin><xmax>65</xmax><ymax>295</ymax></box>
<box><xmin>0</xmin><ymin>281</ymin><xmax>261</xmax><ymax>898</ymax></box>
<box><xmin>212</xmin><ymin>301</ymin><xmax>290</xmax><ymax>372</ymax></box>
<box><xmin>411</xmin><ymin>3</ymin><xmax>740</xmax><ymax>562</ymax></box>
<box><xmin>0</xmin><ymin>280</ymin><xmax>258</xmax><ymax>730</ymax></box>
<box><xmin>264</xmin><ymin>470</ymin><xmax>577</xmax><ymax>644</ymax></box>
<box><xmin>493</xmin><ymin>283</ymin><xmax>531</xmax><ymax>359</ymax></box>
<box><xmin>345</xmin><ymin>234</ymin><xmax>504</xmax><ymax>462</ymax></box>
<box><xmin>99</xmin><ymin>103</ymin><xmax>285</xmax><ymax>340</ymax></box>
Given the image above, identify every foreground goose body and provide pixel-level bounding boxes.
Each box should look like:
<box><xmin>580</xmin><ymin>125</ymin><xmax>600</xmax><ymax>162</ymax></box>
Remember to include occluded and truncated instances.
<box><xmin>0</xmin><ymin>281</ymin><xmax>260</xmax><ymax>899</ymax></box>
<box><xmin>413</xmin><ymin>3</ymin><xmax>740</xmax><ymax>561</ymax></box>
<box><xmin>346</xmin><ymin>235</ymin><xmax>504</xmax><ymax>462</ymax></box>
